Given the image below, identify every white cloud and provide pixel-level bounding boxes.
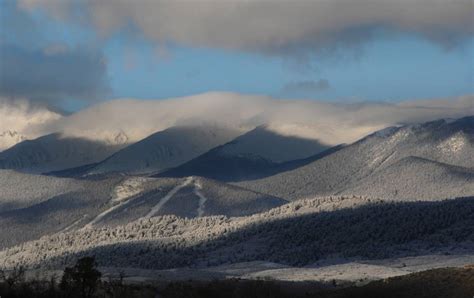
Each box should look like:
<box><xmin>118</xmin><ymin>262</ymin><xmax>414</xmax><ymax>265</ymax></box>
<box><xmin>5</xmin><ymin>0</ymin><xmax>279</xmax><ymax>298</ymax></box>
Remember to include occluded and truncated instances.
<box><xmin>0</xmin><ymin>98</ymin><xmax>61</xmax><ymax>150</ymax></box>
<box><xmin>2</xmin><ymin>92</ymin><xmax>472</xmax><ymax>151</ymax></box>
<box><xmin>35</xmin><ymin>92</ymin><xmax>474</xmax><ymax>147</ymax></box>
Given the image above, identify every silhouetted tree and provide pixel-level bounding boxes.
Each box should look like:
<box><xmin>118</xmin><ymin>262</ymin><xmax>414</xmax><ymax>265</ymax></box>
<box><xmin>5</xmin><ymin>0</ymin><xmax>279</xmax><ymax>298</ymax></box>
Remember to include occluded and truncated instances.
<box><xmin>60</xmin><ymin>256</ymin><xmax>102</xmax><ymax>298</ymax></box>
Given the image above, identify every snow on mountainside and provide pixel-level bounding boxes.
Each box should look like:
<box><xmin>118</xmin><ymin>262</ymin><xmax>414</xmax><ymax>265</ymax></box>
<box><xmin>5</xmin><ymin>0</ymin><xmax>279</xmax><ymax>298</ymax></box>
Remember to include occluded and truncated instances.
<box><xmin>159</xmin><ymin>126</ymin><xmax>338</xmax><ymax>182</ymax></box>
<box><xmin>1</xmin><ymin>196</ymin><xmax>472</xmax><ymax>270</ymax></box>
<box><xmin>87</xmin><ymin>124</ymin><xmax>242</xmax><ymax>175</ymax></box>
<box><xmin>0</xmin><ymin>100</ymin><xmax>61</xmax><ymax>151</ymax></box>
<box><xmin>340</xmin><ymin>156</ymin><xmax>474</xmax><ymax>200</ymax></box>
<box><xmin>0</xmin><ymin>170</ymin><xmax>84</xmax><ymax>212</ymax></box>
<box><xmin>0</xmin><ymin>130</ymin><xmax>26</xmax><ymax>151</ymax></box>
<box><xmin>238</xmin><ymin>116</ymin><xmax>474</xmax><ymax>200</ymax></box>
<box><xmin>0</xmin><ymin>171</ymin><xmax>285</xmax><ymax>249</ymax></box>
<box><xmin>0</xmin><ymin>133</ymin><xmax>128</xmax><ymax>173</ymax></box>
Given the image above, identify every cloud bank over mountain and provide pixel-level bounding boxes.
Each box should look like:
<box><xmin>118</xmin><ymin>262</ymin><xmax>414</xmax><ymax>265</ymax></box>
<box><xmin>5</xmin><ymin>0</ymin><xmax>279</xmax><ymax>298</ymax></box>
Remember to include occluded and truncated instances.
<box><xmin>0</xmin><ymin>99</ymin><xmax>61</xmax><ymax>150</ymax></box>
<box><xmin>1</xmin><ymin>92</ymin><xmax>472</xmax><ymax>151</ymax></box>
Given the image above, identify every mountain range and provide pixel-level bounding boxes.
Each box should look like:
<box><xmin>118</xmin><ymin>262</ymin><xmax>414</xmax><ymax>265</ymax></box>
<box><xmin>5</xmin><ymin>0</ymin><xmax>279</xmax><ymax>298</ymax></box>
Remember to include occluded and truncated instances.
<box><xmin>238</xmin><ymin>117</ymin><xmax>474</xmax><ymax>201</ymax></box>
<box><xmin>0</xmin><ymin>112</ymin><xmax>472</xmax><ymax>285</ymax></box>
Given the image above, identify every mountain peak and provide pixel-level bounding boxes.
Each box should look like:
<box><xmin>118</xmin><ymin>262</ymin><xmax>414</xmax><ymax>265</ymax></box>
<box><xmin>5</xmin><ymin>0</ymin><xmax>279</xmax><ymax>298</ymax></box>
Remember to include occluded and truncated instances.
<box><xmin>0</xmin><ymin>130</ymin><xmax>27</xmax><ymax>152</ymax></box>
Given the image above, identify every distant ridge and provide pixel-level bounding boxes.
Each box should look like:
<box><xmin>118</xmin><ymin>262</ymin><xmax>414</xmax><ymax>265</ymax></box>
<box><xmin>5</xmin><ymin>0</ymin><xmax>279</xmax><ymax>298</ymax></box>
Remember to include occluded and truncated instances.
<box><xmin>238</xmin><ymin>116</ymin><xmax>474</xmax><ymax>200</ymax></box>
<box><xmin>0</xmin><ymin>133</ymin><xmax>126</xmax><ymax>173</ymax></box>
<box><xmin>83</xmin><ymin>124</ymin><xmax>241</xmax><ymax>175</ymax></box>
<box><xmin>158</xmin><ymin>125</ymin><xmax>337</xmax><ymax>182</ymax></box>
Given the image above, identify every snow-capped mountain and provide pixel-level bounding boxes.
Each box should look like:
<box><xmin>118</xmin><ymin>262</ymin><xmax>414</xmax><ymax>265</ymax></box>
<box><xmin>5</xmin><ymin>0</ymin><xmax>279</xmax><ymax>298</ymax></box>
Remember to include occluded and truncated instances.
<box><xmin>0</xmin><ymin>100</ymin><xmax>62</xmax><ymax>151</ymax></box>
<box><xmin>0</xmin><ymin>132</ymin><xmax>128</xmax><ymax>174</ymax></box>
<box><xmin>0</xmin><ymin>130</ymin><xmax>27</xmax><ymax>151</ymax></box>
<box><xmin>85</xmin><ymin>124</ymin><xmax>243</xmax><ymax>175</ymax></box>
<box><xmin>0</xmin><ymin>115</ymin><xmax>473</xmax><ymax>283</ymax></box>
<box><xmin>238</xmin><ymin>116</ymin><xmax>474</xmax><ymax>201</ymax></box>
<box><xmin>159</xmin><ymin>125</ymin><xmax>334</xmax><ymax>181</ymax></box>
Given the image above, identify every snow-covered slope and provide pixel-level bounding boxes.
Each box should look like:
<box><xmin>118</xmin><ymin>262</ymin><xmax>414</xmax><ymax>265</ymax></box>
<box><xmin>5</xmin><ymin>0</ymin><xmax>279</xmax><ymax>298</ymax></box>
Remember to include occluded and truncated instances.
<box><xmin>158</xmin><ymin>125</ymin><xmax>334</xmax><ymax>182</ymax></box>
<box><xmin>87</xmin><ymin>124</ymin><xmax>242</xmax><ymax>175</ymax></box>
<box><xmin>0</xmin><ymin>170</ymin><xmax>84</xmax><ymax>212</ymax></box>
<box><xmin>238</xmin><ymin>116</ymin><xmax>474</xmax><ymax>200</ymax></box>
<box><xmin>340</xmin><ymin>156</ymin><xmax>474</xmax><ymax>200</ymax></box>
<box><xmin>0</xmin><ymin>133</ymin><xmax>127</xmax><ymax>173</ymax></box>
<box><xmin>89</xmin><ymin>176</ymin><xmax>286</xmax><ymax>227</ymax></box>
<box><xmin>0</xmin><ymin>171</ymin><xmax>285</xmax><ymax>249</ymax></box>
<box><xmin>1</xmin><ymin>196</ymin><xmax>472</xmax><ymax>270</ymax></box>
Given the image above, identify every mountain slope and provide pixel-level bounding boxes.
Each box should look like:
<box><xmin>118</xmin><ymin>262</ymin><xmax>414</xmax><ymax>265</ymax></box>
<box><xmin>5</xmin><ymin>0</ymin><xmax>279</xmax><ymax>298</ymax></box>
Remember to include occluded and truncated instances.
<box><xmin>0</xmin><ymin>133</ymin><xmax>127</xmax><ymax>173</ymax></box>
<box><xmin>87</xmin><ymin>124</ymin><xmax>242</xmax><ymax>175</ymax></box>
<box><xmin>0</xmin><ymin>170</ymin><xmax>85</xmax><ymax>212</ymax></box>
<box><xmin>214</xmin><ymin>125</ymin><xmax>330</xmax><ymax>163</ymax></box>
<box><xmin>238</xmin><ymin>116</ymin><xmax>474</xmax><ymax>200</ymax></box>
<box><xmin>340</xmin><ymin>156</ymin><xmax>474</xmax><ymax>200</ymax></box>
<box><xmin>158</xmin><ymin>126</ymin><xmax>334</xmax><ymax>182</ymax></box>
<box><xmin>0</xmin><ymin>171</ymin><xmax>285</xmax><ymax>249</ymax></box>
<box><xmin>1</xmin><ymin>196</ymin><xmax>472</xmax><ymax>270</ymax></box>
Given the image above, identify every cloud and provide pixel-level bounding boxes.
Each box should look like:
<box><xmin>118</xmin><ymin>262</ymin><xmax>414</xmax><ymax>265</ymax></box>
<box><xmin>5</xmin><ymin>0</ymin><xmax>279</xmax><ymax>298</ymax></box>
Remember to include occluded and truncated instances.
<box><xmin>0</xmin><ymin>1</ymin><xmax>109</xmax><ymax>107</ymax></box>
<box><xmin>18</xmin><ymin>0</ymin><xmax>474</xmax><ymax>56</ymax></box>
<box><xmin>1</xmin><ymin>91</ymin><xmax>472</xmax><ymax>151</ymax></box>
<box><xmin>0</xmin><ymin>98</ymin><xmax>61</xmax><ymax>150</ymax></box>
<box><xmin>282</xmin><ymin>79</ymin><xmax>330</xmax><ymax>95</ymax></box>
<box><xmin>0</xmin><ymin>44</ymin><xmax>109</xmax><ymax>105</ymax></box>
<box><xmin>34</xmin><ymin>92</ymin><xmax>474</xmax><ymax>147</ymax></box>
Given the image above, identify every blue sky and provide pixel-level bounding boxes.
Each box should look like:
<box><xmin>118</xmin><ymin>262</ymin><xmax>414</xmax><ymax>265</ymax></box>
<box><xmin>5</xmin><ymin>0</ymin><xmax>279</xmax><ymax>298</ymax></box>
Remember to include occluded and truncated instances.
<box><xmin>106</xmin><ymin>36</ymin><xmax>474</xmax><ymax>103</ymax></box>
<box><xmin>1</xmin><ymin>0</ymin><xmax>473</xmax><ymax>112</ymax></box>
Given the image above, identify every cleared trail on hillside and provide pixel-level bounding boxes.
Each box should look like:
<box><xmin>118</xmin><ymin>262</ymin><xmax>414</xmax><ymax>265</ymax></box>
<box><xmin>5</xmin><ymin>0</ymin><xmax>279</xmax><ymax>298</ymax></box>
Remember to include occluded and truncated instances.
<box><xmin>83</xmin><ymin>178</ymin><xmax>148</xmax><ymax>229</ymax></box>
<box><xmin>194</xmin><ymin>180</ymin><xmax>208</xmax><ymax>217</ymax></box>
<box><xmin>144</xmin><ymin>177</ymin><xmax>194</xmax><ymax>218</ymax></box>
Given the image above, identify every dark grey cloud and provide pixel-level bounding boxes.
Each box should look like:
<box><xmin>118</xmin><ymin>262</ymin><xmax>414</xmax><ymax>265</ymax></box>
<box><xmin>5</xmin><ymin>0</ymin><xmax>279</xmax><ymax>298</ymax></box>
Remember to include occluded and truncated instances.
<box><xmin>0</xmin><ymin>0</ymin><xmax>42</xmax><ymax>48</ymax></box>
<box><xmin>282</xmin><ymin>79</ymin><xmax>331</xmax><ymax>95</ymax></box>
<box><xmin>0</xmin><ymin>44</ymin><xmax>109</xmax><ymax>105</ymax></box>
<box><xmin>19</xmin><ymin>0</ymin><xmax>474</xmax><ymax>56</ymax></box>
<box><xmin>0</xmin><ymin>1</ymin><xmax>109</xmax><ymax>107</ymax></box>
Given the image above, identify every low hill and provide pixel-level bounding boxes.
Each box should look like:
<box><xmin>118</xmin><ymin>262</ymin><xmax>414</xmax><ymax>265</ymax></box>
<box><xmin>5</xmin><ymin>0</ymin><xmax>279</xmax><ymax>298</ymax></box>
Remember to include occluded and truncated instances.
<box><xmin>0</xmin><ymin>172</ymin><xmax>285</xmax><ymax>249</ymax></box>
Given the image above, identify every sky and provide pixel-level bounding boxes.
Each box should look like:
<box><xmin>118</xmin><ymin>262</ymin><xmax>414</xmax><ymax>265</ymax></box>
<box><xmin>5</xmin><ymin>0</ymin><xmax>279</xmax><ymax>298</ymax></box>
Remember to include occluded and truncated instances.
<box><xmin>0</xmin><ymin>0</ymin><xmax>473</xmax><ymax>112</ymax></box>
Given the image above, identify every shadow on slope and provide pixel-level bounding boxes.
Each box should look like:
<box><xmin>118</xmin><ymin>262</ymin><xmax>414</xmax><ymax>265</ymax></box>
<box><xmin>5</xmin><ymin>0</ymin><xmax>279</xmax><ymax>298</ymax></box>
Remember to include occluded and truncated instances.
<box><xmin>32</xmin><ymin>197</ymin><xmax>474</xmax><ymax>269</ymax></box>
<box><xmin>0</xmin><ymin>177</ymin><xmax>120</xmax><ymax>249</ymax></box>
<box><xmin>238</xmin><ymin>116</ymin><xmax>474</xmax><ymax>200</ymax></box>
<box><xmin>0</xmin><ymin>192</ymin><xmax>104</xmax><ymax>249</ymax></box>
<box><xmin>157</xmin><ymin>267</ymin><xmax>474</xmax><ymax>298</ymax></box>
<box><xmin>45</xmin><ymin>162</ymin><xmax>101</xmax><ymax>178</ymax></box>
<box><xmin>157</xmin><ymin>138</ymin><xmax>342</xmax><ymax>182</ymax></box>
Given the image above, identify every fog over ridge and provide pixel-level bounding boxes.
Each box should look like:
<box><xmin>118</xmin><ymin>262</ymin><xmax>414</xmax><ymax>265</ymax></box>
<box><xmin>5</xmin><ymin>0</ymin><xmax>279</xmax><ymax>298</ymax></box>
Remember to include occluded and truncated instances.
<box><xmin>1</xmin><ymin>92</ymin><xmax>472</xmax><ymax>151</ymax></box>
